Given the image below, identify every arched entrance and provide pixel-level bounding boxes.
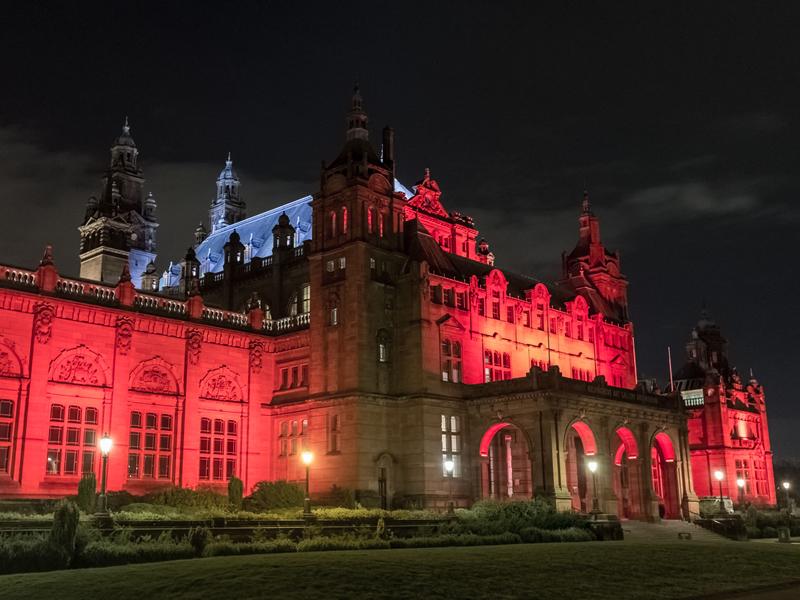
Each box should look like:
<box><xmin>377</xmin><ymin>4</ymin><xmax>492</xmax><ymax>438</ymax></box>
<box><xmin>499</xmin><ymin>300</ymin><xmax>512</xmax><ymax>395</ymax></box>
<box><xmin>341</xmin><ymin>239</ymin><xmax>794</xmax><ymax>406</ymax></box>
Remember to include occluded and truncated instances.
<box><xmin>565</xmin><ymin>421</ymin><xmax>597</xmax><ymax>513</ymax></box>
<box><xmin>479</xmin><ymin>422</ymin><xmax>533</xmax><ymax>499</ymax></box>
<box><xmin>613</xmin><ymin>426</ymin><xmax>640</xmax><ymax>519</ymax></box>
<box><xmin>651</xmin><ymin>432</ymin><xmax>680</xmax><ymax>519</ymax></box>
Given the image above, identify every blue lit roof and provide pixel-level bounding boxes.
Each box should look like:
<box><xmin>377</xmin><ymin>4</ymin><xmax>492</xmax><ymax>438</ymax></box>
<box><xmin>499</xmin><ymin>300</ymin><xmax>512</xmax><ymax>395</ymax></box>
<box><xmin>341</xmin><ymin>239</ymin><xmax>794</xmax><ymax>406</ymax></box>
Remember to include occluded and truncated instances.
<box><xmin>160</xmin><ymin>178</ymin><xmax>412</xmax><ymax>288</ymax></box>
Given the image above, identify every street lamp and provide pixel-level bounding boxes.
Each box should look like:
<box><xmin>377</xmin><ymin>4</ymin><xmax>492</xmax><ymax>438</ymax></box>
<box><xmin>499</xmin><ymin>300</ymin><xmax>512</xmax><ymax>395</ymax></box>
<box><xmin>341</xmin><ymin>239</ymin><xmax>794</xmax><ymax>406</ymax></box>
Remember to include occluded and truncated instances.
<box><xmin>444</xmin><ymin>459</ymin><xmax>455</xmax><ymax>514</ymax></box>
<box><xmin>587</xmin><ymin>459</ymin><xmax>600</xmax><ymax>519</ymax></box>
<box><xmin>97</xmin><ymin>434</ymin><xmax>112</xmax><ymax>514</ymax></box>
<box><xmin>714</xmin><ymin>470</ymin><xmax>725</xmax><ymax>514</ymax></box>
<box><xmin>782</xmin><ymin>481</ymin><xmax>791</xmax><ymax>512</ymax></box>
<box><xmin>736</xmin><ymin>478</ymin><xmax>745</xmax><ymax>508</ymax></box>
<box><xmin>301</xmin><ymin>450</ymin><xmax>314</xmax><ymax>519</ymax></box>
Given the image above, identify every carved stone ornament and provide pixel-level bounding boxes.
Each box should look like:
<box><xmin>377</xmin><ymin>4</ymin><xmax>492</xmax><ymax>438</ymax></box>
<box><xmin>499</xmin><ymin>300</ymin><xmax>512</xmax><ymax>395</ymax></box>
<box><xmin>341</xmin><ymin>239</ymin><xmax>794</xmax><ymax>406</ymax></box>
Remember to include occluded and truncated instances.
<box><xmin>116</xmin><ymin>316</ymin><xmax>134</xmax><ymax>355</ymax></box>
<box><xmin>33</xmin><ymin>302</ymin><xmax>55</xmax><ymax>344</ymax></box>
<box><xmin>199</xmin><ymin>366</ymin><xmax>242</xmax><ymax>402</ymax></box>
<box><xmin>51</xmin><ymin>348</ymin><xmax>105</xmax><ymax>386</ymax></box>
<box><xmin>130</xmin><ymin>357</ymin><xmax>179</xmax><ymax>395</ymax></box>
<box><xmin>186</xmin><ymin>329</ymin><xmax>202</xmax><ymax>365</ymax></box>
<box><xmin>0</xmin><ymin>344</ymin><xmax>21</xmax><ymax>377</ymax></box>
<box><xmin>249</xmin><ymin>341</ymin><xmax>264</xmax><ymax>373</ymax></box>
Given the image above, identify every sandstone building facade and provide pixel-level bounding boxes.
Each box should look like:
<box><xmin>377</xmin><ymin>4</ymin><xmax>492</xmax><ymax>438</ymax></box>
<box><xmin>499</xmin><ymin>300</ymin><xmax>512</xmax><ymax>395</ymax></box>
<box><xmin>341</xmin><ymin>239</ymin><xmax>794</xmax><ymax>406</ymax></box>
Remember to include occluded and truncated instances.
<box><xmin>0</xmin><ymin>88</ymin><xmax>776</xmax><ymax>518</ymax></box>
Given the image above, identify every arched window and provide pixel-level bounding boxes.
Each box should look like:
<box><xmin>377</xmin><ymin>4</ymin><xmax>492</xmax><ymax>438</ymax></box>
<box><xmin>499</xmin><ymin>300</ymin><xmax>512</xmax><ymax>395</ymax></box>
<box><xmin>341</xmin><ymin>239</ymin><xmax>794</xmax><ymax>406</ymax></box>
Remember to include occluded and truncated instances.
<box><xmin>329</xmin><ymin>211</ymin><xmax>337</xmax><ymax>238</ymax></box>
<box><xmin>378</xmin><ymin>329</ymin><xmax>391</xmax><ymax>363</ymax></box>
<box><xmin>47</xmin><ymin>403</ymin><xmax>97</xmax><ymax>477</ymax></box>
<box><xmin>341</xmin><ymin>206</ymin><xmax>348</xmax><ymax>235</ymax></box>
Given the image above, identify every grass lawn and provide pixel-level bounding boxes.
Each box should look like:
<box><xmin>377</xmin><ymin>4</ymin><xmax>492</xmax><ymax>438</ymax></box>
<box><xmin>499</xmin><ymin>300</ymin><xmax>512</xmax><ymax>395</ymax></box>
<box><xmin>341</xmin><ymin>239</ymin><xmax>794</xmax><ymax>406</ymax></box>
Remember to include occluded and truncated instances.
<box><xmin>1</xmin><ymin>541</ymin><xmax>799</xmax><ymax>600</ymax></box>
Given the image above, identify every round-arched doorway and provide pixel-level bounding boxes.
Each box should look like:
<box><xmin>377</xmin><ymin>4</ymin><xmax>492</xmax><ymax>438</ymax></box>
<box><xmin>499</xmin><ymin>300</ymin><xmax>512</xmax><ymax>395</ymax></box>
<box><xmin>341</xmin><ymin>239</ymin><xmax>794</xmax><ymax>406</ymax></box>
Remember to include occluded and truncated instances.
<box><xmin>478</xmin><ymin>422</ymin><xmax>533</xmax><ymax>499</ymax></box>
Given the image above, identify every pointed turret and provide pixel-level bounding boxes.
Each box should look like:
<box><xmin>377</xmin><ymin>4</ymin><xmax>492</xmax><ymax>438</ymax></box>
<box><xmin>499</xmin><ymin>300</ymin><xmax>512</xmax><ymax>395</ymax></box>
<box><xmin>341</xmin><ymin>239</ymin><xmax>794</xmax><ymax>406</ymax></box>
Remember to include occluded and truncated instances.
<box><xmin>209</xmin><ymin>153</ymin><xmax>245</xmax><ymax>232</ymax></box>
<box><xmin>346</xmin><ymin>83</ymin><xmax>369</xmax><ymax>141</ymax></box>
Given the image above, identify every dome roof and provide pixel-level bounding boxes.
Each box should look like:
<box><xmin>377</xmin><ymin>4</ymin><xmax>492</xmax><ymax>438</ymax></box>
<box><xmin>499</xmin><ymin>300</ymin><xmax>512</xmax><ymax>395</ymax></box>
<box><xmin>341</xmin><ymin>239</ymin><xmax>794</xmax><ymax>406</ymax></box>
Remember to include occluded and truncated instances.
<box><xmin>113</xmin><ymin>118</ymin><xmax>136</xmax><ymax>148</ymax></box>
<box><xmin>218</xmin><ymin>153</ymin><xmax>239</xmax><ymax>182</ymax></box>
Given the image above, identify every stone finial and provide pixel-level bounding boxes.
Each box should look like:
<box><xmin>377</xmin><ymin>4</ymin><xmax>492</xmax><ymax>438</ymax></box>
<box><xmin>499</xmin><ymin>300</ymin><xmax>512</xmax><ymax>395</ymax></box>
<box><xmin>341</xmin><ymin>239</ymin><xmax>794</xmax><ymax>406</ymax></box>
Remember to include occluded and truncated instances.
<box><xmin>39</xmin><ymin>245</ymin><xmax>54</xmax><ymax>267</ymax></box>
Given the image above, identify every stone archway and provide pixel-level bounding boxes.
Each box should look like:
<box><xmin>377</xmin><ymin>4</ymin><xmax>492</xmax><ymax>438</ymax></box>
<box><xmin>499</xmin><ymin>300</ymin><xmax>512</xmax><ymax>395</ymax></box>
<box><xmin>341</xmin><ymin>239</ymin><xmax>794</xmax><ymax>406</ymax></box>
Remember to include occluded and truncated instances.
<box><xmin>613</xmin><ymin>426</ymin><xmax>642</xmax><ymax>519</ymax></box>
<box><xmin>478</xmin><ymin>422</ymin><xmax>533</xmax><ymax>500</ymax></box>
<box><xmin>564</xmin><ymin>420</ymin><xmax>598</xmax><ymax>513</ymax></box>
<box><xmin>651</xmin><ymin>431</ymin><xmax>680</xmax><ymax>519</ymax></box>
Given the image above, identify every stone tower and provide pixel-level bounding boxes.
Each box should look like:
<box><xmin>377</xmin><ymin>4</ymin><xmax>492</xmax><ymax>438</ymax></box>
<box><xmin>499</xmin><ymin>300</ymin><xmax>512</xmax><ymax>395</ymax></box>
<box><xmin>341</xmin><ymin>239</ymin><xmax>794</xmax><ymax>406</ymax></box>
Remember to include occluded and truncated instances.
<box><xmin>559</xmin><ymin>191</ymin><xmax>629</xmax><ymax>321</ymax></box>
<box><xmin>78</xmin><ymin>118</ymin><xmax>158</xmax><ymax>287</ymax></box>
<box><xmin>308</xmin><ymin>84</ymin><xmax>407</xmax><ymax>396</ymax></box>
<box><xmin>209</xmin><ymin>153</ymin><xmax>245</xmax><ymax>232</ymax></box>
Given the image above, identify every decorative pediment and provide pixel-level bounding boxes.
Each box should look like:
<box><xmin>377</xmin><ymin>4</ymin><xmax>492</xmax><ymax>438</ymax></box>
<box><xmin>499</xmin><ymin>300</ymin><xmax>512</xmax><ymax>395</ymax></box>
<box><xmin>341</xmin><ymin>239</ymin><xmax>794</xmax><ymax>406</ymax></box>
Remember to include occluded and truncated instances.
<box><xmin>368</xmin><ymin>173</ymin><xmax>392</xmax><ymax>194</ymax></box>
<box><xmin>440</xmin><ymin>314</ymin><xmax>467</xmax><ymax>332</ymax></box>
<box><xmin>49</xmin><ymin>345</ymin><xmax>110</xmax><ymax>387</ymax></box>
<box><xmin>609</xmin><ymin>354</ymin><xmax>628</xmax><ymax>367</ymax></box>
<box><xmin>408</xmin><ymin>168</ymin><xmax>448</xmax><ymax>218</ymax></box>
<box><xmin>486</xmin><ymin>269</ymin><xmax>507</xmax><ymax>292</ymax></box>
<box><xmin>0</xmin><ymin>342</ymin><xmax>22</xmax><ymax>378</ymax></box>
<box><xmin>129</xmin><ymin>357</ymin><xmax>180</xmax><ymax>395</ymax></box>
<box><xmin>199</xmin><ymin>365</ymin><xmax>243</xmax><ymax>402</ymax></box>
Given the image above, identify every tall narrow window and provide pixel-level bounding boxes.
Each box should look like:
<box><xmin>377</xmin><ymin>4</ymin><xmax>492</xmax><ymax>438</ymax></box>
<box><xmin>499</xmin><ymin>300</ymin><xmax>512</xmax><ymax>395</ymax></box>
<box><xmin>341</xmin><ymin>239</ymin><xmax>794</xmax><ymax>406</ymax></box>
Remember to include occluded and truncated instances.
<box><xmin>0</xmin><ymin>400</ymin><xmax>13</xmax><ymax>473</ymax></box>
<box><xmin>46</xmin><ymin>404</ymin><xmax>96</xmax><ymax>477</ymax></box>
<box><xmin>328</xmin><ymin>414</ymin><xmax>341</xmax><ymax>453</ymax></box>
<box><xmin>441</xmin><ymin>415</ymin><xmax>462</xmax><ymax>477</ymax></box>
<box><xmin>329</xmin><ymin>307</ymin><xmax>339</xmax><ymax>326</ymax></box>
<box><xmin>329</xmin><ymin>211</ymin><xmax>337</xmax><ymax>238</ymax></box>
<box><xmin>341</xmin><ymin>206</ymin><xmax>348</xmax><ymax>235</ymax></box>
<box><xmin>491</xmin><ymin>291</ymin><xmax>501</xmax><ymax>320</ymax></box>
<box><xmin>301</xmin><ymin>284</ymin><xmax>311</xmax><ymax>314</ymax></box>
<box><xmin>441</xmin><ymin>339</ymin><xmax>462</xmax><ymax>383</ymax></box>
<box><xmin>200</xmin><ymin>417</ymin><xmax>237</xmax><ymax>481</ymax></box>
<box><xmin>128</xmin><ymin>410</ymin><xmax>172</xmax><ymax>480</ymax></box>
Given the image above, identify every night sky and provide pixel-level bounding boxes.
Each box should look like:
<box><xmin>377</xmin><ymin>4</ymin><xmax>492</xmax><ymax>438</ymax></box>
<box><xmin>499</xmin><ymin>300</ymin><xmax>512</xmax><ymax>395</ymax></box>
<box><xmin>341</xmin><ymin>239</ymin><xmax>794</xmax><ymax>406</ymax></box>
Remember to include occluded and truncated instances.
<box><xmin>2</xmin><ymin>2</ymin><xmax>798</xmax><ymax>457</ymax></box>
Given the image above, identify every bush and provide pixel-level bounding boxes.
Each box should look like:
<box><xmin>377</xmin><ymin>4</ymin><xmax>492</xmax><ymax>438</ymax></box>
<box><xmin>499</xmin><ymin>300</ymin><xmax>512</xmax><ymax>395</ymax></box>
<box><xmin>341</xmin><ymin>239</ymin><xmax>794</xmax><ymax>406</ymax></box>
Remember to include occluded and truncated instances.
<box><xmin>49</xmin><ymin>500</ymin><xmax>80</xmax><ymax>566</ymax></box>
<box><xmin>79</xmin><ymin>540</ymin><xmax>194</xmax><ymax>567</ymax></box>
<box><xmin>354</xmin><ymin>489</ymin><xmax>382</xmax><ymax>509</ymax></box>
<box><xmin>0</xmin><ymin>535</ymin><xmax>68</xmax><ymax>575</ymax></box>
<box><xmin>457</xmin><ymin>499</ymin><xmax>589</xmax><ymax>535</ymax></box>
<box><xmin>319</xmin><ymin>485</ymin><xmax>356</xmax><ymax>508</ymax></box>
<box><xmin>388</xmin><ymin>532</ymin><xmax>521</xmax><ymax>549</ymax></box>
<box><xmin>188</xmin><ymin>526</ymin><xmax>211</xmax><ymax>556</ymax></box>
<box><xmin>761</xmin><ymin>526</ymin><xmax>778</xmax><ymax>538</ymax></box>
<box><xmin>245</xmin><ymin>480</ymin><xmax>305</xmax><ymax>511</ymax></box>
<box><xmin>228</xmin><ymin>477</ymin><xmax>244</xmax><ymax>511</ymax></box>
<box><xmin>297</xmin><ymin>536</ymin><xmax>391</xmax><ymax>552</ymax></box>
<box><xmin>76</xmin><ymin>473</ymin><xmax>96</xmax><ymax>513</ymax></box>
<box><xmin>519</xmin><ymin>526</ymin><xmax>595</xmax><ymax>543</ymax></box>
<box><xmin>144</xmin><ymin>486</ymin><xmax>228</xmax><ymax>510</ymax></box>
<box><xmin>746</xmin><ymin>526</ymin><xmax>762</xmax><ymax>539</ymax></box>
<box><xmin>204</xmin><ymin>538</ymin><xmax>297</xmax><ymax>557</ymax></box>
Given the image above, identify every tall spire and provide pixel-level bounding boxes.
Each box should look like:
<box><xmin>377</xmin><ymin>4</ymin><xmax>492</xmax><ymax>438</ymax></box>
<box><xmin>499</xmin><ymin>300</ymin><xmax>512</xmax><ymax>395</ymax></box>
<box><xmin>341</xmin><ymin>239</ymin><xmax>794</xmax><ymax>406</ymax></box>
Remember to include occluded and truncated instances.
<box><xmin>345</xmin><ymin>81</ymin><xmax>369</xmax><ymax>141</ymax></box>
<box><xmin>123</xmin><ymin>115</ymin><xmax>130</xmax><ymax>135</ymax></box>
<box><xmin>581</xmin><ymin>189</ymin><xmax>591</xmax><ymax>215</ymax></box>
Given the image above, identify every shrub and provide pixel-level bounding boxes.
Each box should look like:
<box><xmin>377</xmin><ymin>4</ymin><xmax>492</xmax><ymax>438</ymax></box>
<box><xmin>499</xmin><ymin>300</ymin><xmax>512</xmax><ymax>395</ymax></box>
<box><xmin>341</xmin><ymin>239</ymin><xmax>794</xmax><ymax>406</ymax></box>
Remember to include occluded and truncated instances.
<box><xmin>0</xmin><ymin>535</ymin><xmax>67</xmax><ymax>575</ymax></box>
<box><xmin>296</xmin><ymin>536</ymin><xmax>392</xmax><ymax>552</ymax></box>
<box><xmin>388</xmin><ymin>532</ymin><xmax>521</xmax><ymax>549</ymax></box>
<box><xmin>49</xmin><ymin>500</ymin><xmax>80</xmax><ymax>566</ymax></box>
<box><xmin>761</xmin><ymin>526</ymin><xmax>778</xmax><ymax>538</ymax></box>
<box><xmin>144</xmin><ymin>486</ymin><xmax>228</xmax><ymax>510</ymax></box>
<box><xmin>76</xmin><ymin>473</ymin><xmax>97</xmax><ymax>513</ymax></box>
<box><xmin>458</xmin><ymin>499</ymin><xmax>588</xmax><ymax>535</ymax></box>
<box><xmin>245</xmin><ymin>480</ymin><xmax>305</xmax><ymax>511</ymax></box>
<box><xmin>354</xmin><ymin>489</ymin><xmax>382</xmax><ymax>509</ymax></box>
<box><xmin>79</xmin><ymin>540</ymin><xmax>194</xmax><ymax>567</ymax></box>
<box><xmin>188</xmin><ymin>526</ymin><xmax>211</xmax><ymax>556</ymax></box>
<box><xmin>746</xmin><ymin>526</ymin><xmax>762</xmax><ymax>539</ymax></box>
<box><xmin>204</xmin><ymin>538</ymin><xmax>297</xmax><ymax>557</ymax></box>
<box><xmin>519</xmin><ymin>526</ymin><xmax>595</xmax><ymax>543</ymax></box>
<box><xmin>320</xmin><ymin>485</ymin><xmax>356</xmax><ymax>508</ymax></box>
<box><xmin>228</xmin><ymin>477</ymin><xmax>244</xmax><ymax>510</ymax></box>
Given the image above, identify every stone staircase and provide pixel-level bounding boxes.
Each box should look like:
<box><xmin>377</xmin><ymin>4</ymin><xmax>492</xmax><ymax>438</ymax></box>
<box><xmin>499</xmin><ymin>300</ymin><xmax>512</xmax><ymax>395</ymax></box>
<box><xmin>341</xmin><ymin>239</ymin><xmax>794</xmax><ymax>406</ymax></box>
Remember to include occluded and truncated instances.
<box><xmin>621</xmin><ymin>519</ymin><xmax>732</xmax><ymax>543</ymax></box>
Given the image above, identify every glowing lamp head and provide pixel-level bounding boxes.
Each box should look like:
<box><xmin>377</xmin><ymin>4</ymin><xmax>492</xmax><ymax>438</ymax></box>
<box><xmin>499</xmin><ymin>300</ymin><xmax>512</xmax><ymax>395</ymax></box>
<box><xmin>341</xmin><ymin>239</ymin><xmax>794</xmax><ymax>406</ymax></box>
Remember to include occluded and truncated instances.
<box><xmin>783</xmin><ymin>481</ymin><xmax>791</xmax><ymax>491</ymax></box>
<box><xmin>736</xmin><ymin>478</ymin><xmax>745</xmax><ymax>489</ymax></box>
<box><xmin>444</xmin><ymin>459</ymin><xmax>455</xmax><ymax>474</ymax></box>
<box><xmin>714</xmin><ymin>470</ymin><xmax>724</xmax><ymax>482</ymax></box>
<box><xmin>587</xmin><ymin>460</ymin><xmax>598</xmax><ymax>474</ymax></box>
<box><xmin>301</xmin><ymin>450</ymin><xmax>314</xmax><ymax>466</ymax></box>
<box><xmin>99</xmin><ymin>434</ymin><xmax>113</xmax><ymax>456</ymax></box>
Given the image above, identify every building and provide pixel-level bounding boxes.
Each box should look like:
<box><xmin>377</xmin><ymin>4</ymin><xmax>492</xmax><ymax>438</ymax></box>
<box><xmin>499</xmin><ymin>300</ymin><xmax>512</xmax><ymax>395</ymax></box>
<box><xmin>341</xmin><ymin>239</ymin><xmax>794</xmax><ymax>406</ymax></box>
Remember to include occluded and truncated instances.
<box><xmin>671</xmin><ymin>311</ymin><xmax>776</xmax><ymax>506</ymax></box>
<box><xmin>3</xmin><ymin>86</ymin><xmax>751</xmax><ymax>521</ymax></box>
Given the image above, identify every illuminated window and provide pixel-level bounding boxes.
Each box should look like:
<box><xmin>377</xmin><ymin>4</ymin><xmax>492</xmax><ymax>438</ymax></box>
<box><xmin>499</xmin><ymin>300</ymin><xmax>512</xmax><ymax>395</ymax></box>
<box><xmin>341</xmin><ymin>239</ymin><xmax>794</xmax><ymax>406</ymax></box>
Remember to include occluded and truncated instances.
<box><xmin>484</xmin><ymin>351</ymin><xmax>511</xmax><ymax>381</ymax></box>
<box><xmin>326</xmin><ymin>260</ymin><xmax>335</xmax><ymax>273</ymax></box>
<box><xmin>47</xmin><ymin>403</ymin><xmax>96</xmax><ymax>477</ymax></box>
<box><xmin>478</xmin><ymin>298</ymin><xmax>486</xmax><ymax>316</ymax></box>
<box><xmin>279</xmin><ymin>417</ymin><xmax>307</xmax><ymax>458</ymax></box>
<box><xmin>328</xmin><ymin>414</ymin><xmax>341</xmax><ymax>453</ymax></box>
<box><xmin>128</xmin><ymin>410</ymin><xmax>172</xmax><ymax>480</ymax></box>
<box><xmin>200</xmin><ymin>417</ymin><xmax>238</xmax><ymax>481</ymax></box>
<box><xmin>456</xmin><ymin>292</ymin><xmax>467</xmax><ymax>311</ymax></box>
<box><xmin>441</xmin><ymin>339</ymin><xmax>462</xmax><ymax>383</ymax></box>
<box><xmin>329</xmin><ymin>307</ymin><xmax>339</xmax><ymax>326</ymax></box>
<box><xmin>339</xmin><ymin>257</ymin><xmax>346</xmax><ymax>270</ymax></box>
<box><xmin>329</xmin><ymin>211</ymin><xmax>337</xmax><ymax>238</ymax></box>
<box><xmin>491</xmin><ymin>291</ymin><xmax>501</xmax><ymax>320</ymax></box>
<box><xmin>441</xmin><ymin>415</ymin><xmax>462</xmax><ymax>477</ymax></box>
<box><xmin>341</xmin><ymin>206</ymin><xmax>348</xmax><ymax>235</ymax></box>
<box><xmin>0</xmin><ymin>400</ymin><xmax>13</xmax><ymax>473</ymax></box>
<box><xmin>507</xmin><ymin>306</ymin><xmax>515</xmax><ymax>323</ymax></box>
<box><xmin>301</xmin><ymin>284</ymin><xmax>311</xmax><ymax>314</ymax></box>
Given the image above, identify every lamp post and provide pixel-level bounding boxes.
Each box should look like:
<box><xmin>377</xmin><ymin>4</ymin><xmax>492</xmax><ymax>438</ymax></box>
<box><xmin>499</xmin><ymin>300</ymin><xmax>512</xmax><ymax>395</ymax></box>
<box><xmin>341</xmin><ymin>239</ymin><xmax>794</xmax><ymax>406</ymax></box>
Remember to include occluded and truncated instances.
<box><xmin>587</xmin><ymin>459</ymin><xmax>600</xmax><ymax>519</ymax></box>
<box><xmin>736</xmin><ymin>478</ymin><xmax>745</xmax><ymax>509</ymax></box>
<box><xmin>97</xmin><ymin>434</ymin><xmax>113</xmax><ymax>515</ymax></box>
<box><xmin>782</xmin><ymin>481</ymin><xmax>791</xmax><ymax>513</ymax></box>
<box><xmin>714</xmin><ymin>470</ymin><xmax>725</xmax><ymax>515</ymax></box>
<box><xmin>444</xmin><ymin>459</ymin><xmax>455</xmax><ymax>515</ymax></box>
<box><xmin>301</xmin><ymin>450</ymin><xmax>314</xmax><ymax>519</ymax></box>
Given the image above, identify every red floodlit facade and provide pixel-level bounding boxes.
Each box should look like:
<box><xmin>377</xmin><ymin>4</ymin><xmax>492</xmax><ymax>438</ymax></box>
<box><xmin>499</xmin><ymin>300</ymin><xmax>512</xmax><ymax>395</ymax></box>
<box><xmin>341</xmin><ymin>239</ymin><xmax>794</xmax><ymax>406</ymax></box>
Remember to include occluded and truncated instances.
<box><xmin>0</xmin><ymin>87</ymin><xmax>775</xmax><ymax>517</ymax></box>
<box><xmin>671</xmin><ymin>314</ymin><xmax>776</xmax><ymax>506</ymax></box>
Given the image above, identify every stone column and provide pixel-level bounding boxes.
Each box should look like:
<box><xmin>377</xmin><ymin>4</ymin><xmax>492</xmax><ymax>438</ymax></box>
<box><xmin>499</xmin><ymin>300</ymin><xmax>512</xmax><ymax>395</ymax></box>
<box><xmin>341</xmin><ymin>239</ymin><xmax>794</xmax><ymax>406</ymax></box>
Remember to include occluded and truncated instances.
<box><xmin>594</xmin><ymin>418</ymin><xmax>619</xmax><ymax>517</ymax></box>
<box><xmin>533</xmin><ymin>409</ymin><xmax>572</xmax><ymax>511</ymax></box>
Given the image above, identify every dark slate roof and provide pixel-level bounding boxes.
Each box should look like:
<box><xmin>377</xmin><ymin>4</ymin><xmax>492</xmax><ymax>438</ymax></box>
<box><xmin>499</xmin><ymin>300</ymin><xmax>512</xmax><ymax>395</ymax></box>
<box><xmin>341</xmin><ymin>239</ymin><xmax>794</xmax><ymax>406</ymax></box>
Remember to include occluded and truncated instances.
<box><xmin>404</xmin><ymin>218</ymin><xmax>575</xmax><ymax>308</ymax></box>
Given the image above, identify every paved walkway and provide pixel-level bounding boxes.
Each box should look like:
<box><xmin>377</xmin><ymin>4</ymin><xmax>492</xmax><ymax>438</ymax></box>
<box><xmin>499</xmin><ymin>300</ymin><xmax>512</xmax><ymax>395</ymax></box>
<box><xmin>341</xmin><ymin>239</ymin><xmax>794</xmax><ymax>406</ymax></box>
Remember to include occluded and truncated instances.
<box><xmin>621</xmin><ymin>519</ymin><xmax>731</xmax><ymax>543</ymax></box>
